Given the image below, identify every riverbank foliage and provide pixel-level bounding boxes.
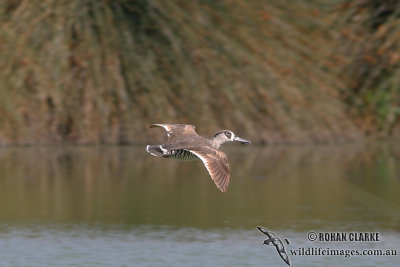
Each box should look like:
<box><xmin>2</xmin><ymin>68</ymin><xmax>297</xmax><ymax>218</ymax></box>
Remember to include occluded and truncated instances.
<box><xmin>0</xmin><ymin>0</ymin><xmax>399</xmax><ymax>145</ymax></box>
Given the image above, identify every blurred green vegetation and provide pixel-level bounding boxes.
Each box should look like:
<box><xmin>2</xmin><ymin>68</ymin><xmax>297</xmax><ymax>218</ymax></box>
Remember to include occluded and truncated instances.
<box><xmin>337</xmin><ymin>0</ymin><xmax>400</xmax><ymax>135</ymax></box>
<box><xmin>0</xmin><ymin>0</ymin><xmax>399</xmax><ymax>145</ymax></box>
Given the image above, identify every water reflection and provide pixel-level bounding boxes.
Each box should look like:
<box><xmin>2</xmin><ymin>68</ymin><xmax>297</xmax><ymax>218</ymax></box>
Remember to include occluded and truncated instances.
<box><xmin>0</xmin><ymin>143</ymin><xmax>399</xmax><ymax>231</ymax></box>
<box><xmin>0</xmin><ymin>143</ymin><xmax>399</xmax><ymax>265</ymax></box>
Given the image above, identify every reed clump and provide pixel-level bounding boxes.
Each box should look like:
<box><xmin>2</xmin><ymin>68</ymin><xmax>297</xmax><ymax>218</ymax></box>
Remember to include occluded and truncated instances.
<box><xmin>0</xmin><ymin>0</ymin><xmax>397</xmax><ymax>145</ymax></box>
<box><xmin>336</xmin><ymin>0</ymin><xmax>400</xmax><ymax>136</ymax></box>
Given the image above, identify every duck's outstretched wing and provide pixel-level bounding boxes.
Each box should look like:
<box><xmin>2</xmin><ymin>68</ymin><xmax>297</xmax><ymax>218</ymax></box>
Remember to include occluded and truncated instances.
<box><xmin>149</xmin><ymin>124</ymin><xmax>198</xmax><ymax>142</ymax></box>
<box><xmin>186</xmin><ymin>147</ymin><xmax>230</xmax><ymax>192</ymax></box>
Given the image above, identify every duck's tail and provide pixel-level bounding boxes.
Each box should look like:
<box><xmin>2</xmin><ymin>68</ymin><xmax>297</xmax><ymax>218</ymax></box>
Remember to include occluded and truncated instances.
<box><xmin>146</xmin><ymin>145</ymin><xmax>167</xmax><ymax>157</ymax></box>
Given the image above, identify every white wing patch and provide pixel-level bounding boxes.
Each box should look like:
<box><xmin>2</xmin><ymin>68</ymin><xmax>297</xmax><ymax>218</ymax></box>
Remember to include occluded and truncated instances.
<box><xmin>151</xmin><ymin>124</ymin><xmax>172</xmax><ymax>134</ymax></box>
<box><xmin>146</xmin><ymin>145</ymin><xmax>158</xmax><ymax>156</ymax></box>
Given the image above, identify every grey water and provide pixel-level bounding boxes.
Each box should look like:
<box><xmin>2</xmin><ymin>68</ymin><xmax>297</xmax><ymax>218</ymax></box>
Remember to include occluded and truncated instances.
<box><xmin>0</xmin><ymin>143</ymin><xmax>399</xmax><ymax>266</ymax></box>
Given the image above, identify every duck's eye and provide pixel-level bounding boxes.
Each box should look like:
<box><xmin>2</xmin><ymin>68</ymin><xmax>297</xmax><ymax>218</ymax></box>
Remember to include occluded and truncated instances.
<box><xmin>225</xmin><ymin>132</ymin><xmax>231</xmax><ymax>138</ymax></box>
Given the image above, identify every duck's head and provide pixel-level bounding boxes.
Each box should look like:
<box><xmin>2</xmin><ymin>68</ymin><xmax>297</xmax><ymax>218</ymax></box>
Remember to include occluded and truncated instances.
<box><xmin>212</xmin><ymin>130</ymin><xmax>251</xmax><ymax>148</ymax></box>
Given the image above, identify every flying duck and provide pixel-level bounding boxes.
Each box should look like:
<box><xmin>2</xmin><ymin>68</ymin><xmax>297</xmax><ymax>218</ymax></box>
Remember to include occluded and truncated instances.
<box><xmin>146</xmin><ymin>124</ymin><xmax>251</xmax><ymax>192</ymax></box>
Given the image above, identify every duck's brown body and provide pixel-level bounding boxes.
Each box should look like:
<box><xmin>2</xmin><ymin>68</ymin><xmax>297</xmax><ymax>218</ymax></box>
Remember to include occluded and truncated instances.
<box><xmin>146</xmin><ymin>124</ymin><xmax>251</xmax><ymax>192</ymax></box>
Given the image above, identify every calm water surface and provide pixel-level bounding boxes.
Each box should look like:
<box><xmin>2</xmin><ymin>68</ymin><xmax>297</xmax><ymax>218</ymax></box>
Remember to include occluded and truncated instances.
<box><xmin>0</xmin><ymin>143</ymin><xmax>399</xmax><ymax>266</ymax></box>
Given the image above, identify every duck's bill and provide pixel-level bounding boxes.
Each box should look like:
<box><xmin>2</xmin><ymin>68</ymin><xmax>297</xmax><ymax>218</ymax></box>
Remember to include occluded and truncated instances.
<box><xmin>233</xmin><ymin>136</ymin><xmax>251</xmax><ymax>144</ymax></box>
